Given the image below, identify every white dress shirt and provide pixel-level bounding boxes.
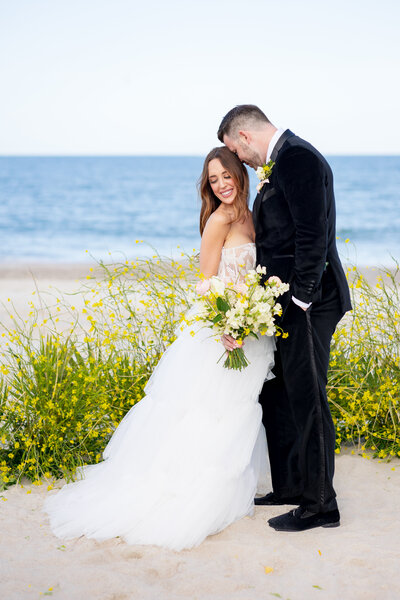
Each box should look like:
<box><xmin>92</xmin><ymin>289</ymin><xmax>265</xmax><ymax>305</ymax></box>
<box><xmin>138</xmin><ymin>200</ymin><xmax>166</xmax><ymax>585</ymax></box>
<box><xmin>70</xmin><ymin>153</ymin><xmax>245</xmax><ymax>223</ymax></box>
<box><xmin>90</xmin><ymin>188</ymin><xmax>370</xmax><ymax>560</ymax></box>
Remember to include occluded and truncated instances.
<box><xmin>266</xmin><ymin>127</ymin><xmax>285</xmax><ymax>163</ymax></box>
<box><xmin>265</xmin><ymin>128</ymin><xmax>311</xmax><ymax>310</ymax></box>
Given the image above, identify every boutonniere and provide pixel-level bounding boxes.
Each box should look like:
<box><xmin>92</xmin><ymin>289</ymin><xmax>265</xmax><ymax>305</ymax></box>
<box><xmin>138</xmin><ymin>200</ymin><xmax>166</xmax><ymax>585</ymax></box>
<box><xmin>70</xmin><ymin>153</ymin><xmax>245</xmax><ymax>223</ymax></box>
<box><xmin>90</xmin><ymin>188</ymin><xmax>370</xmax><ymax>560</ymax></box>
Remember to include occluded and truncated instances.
<box><xmin>256</xmin><ymin>160</ymin><xmax>275</xmax><ymax>192</ymax></box>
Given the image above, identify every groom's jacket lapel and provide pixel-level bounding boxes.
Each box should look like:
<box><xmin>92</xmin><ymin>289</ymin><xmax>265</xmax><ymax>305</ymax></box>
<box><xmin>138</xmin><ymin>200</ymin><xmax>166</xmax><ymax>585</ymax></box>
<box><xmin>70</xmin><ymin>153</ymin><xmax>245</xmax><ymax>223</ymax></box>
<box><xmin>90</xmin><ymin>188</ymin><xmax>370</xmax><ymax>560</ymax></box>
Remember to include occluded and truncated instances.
<box><xmin>252</xmin><ymin>184</ymin><xmax>274</xmax><ymax>235</ymax></box>
<box><xmin>252</xmin><ymin>129</ymin><xmax>295</xmax><ymax>229</ymax></box>
<box><xmin>270</xmin><ymin>129</ymin><xmax>295</xmax><ymax>162</ymax></box>
<box><xmin>252</xmin><ymin>187</ymin><xmax>265</xmax><ymax>230</ymax></box>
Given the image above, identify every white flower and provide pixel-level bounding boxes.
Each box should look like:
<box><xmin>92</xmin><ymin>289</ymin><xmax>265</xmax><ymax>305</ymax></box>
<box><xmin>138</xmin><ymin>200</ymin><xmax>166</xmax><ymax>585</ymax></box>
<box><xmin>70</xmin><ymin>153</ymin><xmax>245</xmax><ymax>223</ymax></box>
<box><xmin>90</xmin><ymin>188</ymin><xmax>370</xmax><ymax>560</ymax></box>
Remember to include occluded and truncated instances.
<box><xmin>256</xmin><ymin>166</ymin><xmax>265</xmax><ymax>180</ymax></box>
<box><xmin>233</xmin><ymin>282</ymin><xmax>248</xmax><ymax>295</ymax></box>
<box><xmin>244</xmin><ymin>270</ymin><xmax>258</xmax><ymax>285</ymax></box>
<box><xmin>256</xmin><ymin>264</ymin><xmax>267</xmax><ymax>275</ymax></box>
<box><xmin>255</xmin><ymin>161</ymin><xmax>274</xmax><ymax>193</ymax></box>
<box><xmin>209</xmin><ymin>276</ymin><xmax>225</xmax><ymax>296</ymax></box>
<box><xmin>262</xmin><ymin>287</ymin><xmax>274</xmax><ymax>300</ymax></box>
<box><xmin>252</xmin><ymin>287</ymin><xmax>264</xmax><ymax>302</ymax></box>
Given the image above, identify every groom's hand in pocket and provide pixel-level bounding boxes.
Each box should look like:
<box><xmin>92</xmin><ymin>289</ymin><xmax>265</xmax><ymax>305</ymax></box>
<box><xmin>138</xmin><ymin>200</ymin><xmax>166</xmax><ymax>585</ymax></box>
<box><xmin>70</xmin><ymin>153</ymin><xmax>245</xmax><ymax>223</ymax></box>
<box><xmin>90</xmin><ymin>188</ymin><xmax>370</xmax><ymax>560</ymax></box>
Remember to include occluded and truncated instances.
<box><xmin>221</xmin><ymin>334</ymin><xmax>241</xmax><ymax>351</ymax></box>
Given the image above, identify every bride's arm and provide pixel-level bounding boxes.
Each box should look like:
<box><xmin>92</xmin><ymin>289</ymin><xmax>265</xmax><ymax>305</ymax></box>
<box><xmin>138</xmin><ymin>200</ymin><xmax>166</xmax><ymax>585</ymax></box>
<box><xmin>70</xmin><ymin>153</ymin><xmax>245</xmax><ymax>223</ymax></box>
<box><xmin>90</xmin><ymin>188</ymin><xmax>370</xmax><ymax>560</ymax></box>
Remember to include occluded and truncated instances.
<box><xmin>199</xmin><ymin>211</ymin><xmax>238</xmax><ymax>351</ymax></box>
<box><xmin>199</xmin><ymin>211</ymin><xmax>230</xmax><ymax>278</ymax></box>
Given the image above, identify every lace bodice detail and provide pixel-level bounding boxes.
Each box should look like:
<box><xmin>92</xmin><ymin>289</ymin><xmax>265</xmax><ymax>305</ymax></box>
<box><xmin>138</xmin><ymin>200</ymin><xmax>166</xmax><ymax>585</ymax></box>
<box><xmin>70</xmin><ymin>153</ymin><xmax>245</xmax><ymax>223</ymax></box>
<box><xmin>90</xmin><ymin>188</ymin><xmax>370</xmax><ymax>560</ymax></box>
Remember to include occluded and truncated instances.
<box><xmin>217</xmin><ymin>242</ymin><xmax>256</xmax><ymax>284</ymax></box>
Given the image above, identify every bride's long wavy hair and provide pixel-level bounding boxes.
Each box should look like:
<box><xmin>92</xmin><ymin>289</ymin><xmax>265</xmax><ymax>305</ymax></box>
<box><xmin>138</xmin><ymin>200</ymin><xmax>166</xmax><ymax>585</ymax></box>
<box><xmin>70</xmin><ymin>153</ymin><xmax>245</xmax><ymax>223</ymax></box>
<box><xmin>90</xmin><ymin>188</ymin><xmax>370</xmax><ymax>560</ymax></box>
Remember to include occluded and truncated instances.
<box><xmin>198</xmin><ymin>147</ymin><xmax>250</xmax><ymax>236</ymax></box>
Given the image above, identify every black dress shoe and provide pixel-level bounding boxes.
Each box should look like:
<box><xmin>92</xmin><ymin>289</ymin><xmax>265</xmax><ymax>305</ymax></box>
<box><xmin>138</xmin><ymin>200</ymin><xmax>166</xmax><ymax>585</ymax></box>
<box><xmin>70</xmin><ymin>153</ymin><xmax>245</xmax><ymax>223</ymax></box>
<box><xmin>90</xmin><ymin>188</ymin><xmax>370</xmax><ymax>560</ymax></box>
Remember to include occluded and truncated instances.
<box><xmin>268</xmin><ymin>506</ymin><xmax>340</xmax><ymax>531</ymax></box>
<box><xmin>254</xmin><ymin>492</ymin><xmax>303</xmax><ymax>506</ymax></box>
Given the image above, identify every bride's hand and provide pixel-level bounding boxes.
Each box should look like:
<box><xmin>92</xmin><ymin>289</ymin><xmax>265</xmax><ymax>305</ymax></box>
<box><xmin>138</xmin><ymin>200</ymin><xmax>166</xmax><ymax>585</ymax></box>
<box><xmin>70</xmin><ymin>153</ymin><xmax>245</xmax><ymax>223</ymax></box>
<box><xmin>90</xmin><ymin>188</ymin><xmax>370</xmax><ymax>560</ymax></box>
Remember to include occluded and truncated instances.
<box><xmin>221</xmin><ymin>334</ymin><xmax>242</xmax><ymax>352</ymax></box>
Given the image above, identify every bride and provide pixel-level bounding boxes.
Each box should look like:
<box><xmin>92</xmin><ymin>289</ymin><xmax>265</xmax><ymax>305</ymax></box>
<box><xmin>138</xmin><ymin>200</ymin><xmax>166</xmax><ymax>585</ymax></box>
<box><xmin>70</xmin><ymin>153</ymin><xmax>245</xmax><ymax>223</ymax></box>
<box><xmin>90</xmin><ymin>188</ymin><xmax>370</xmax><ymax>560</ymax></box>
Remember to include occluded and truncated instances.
<box><xmin>44</xmin><ymin>146</ymin><xmax>276</xmax><ymax>551</ymax></box>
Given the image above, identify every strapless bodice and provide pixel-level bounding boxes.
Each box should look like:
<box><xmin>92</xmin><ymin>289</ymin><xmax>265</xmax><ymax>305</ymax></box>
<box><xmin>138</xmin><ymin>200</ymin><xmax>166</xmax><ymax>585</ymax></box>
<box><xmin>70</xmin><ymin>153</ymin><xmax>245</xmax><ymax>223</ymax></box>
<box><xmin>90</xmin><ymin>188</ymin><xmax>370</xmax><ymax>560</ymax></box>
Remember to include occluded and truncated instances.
<box><xmin>217</xmin><ymin>242</ymin><xmax>256</xmax><ymax>284</ymax></box>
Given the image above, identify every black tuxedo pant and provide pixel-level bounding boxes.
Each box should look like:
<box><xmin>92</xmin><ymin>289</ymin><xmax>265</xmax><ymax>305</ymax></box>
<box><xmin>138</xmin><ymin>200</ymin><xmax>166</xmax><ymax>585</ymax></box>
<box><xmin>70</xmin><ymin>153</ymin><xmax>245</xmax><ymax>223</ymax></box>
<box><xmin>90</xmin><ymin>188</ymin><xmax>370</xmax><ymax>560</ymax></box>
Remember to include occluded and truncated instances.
<box><xmin>259</xmin><ymin>267</ymin><xmax>344</xmax><ymax>513</ymax></box>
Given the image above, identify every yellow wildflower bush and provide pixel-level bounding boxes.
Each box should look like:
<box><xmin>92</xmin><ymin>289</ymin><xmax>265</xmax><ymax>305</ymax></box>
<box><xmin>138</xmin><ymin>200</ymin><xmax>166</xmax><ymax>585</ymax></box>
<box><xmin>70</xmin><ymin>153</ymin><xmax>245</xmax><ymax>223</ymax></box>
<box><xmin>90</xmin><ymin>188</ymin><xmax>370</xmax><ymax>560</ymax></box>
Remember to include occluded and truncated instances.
<box><xmin>0</xmin><ymin>250</ymin><xmax>398</xmax><ymax>489</ymax></box>
<box><xmin>0</xmin><ymin>250</ymin><xmax>198</xmax><ymax>488</ymax></box>
<box><xmin>328</xmin><ymin>263</ymin><xmax>400</xmax><ymax>459</ymax></box>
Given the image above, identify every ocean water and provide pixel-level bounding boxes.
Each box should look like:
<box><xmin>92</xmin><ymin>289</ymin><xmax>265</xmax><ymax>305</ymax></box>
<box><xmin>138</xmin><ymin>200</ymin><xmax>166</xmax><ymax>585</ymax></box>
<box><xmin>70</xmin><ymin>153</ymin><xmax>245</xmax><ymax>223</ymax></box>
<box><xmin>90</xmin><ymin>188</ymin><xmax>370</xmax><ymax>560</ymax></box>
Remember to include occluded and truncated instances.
<box><xmin>0</xmin><ymin>156</ymin><xmax>399</xmax><ymax>266</ymax></box>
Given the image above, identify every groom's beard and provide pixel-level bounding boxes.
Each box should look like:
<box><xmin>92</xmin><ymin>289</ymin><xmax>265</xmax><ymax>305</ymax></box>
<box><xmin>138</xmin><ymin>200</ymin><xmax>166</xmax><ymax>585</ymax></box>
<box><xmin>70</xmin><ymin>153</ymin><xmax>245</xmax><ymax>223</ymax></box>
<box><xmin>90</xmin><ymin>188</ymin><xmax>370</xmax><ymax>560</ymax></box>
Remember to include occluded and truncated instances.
<box><xmin>240</xmin><ymin>145</ymin><xmax>264</xmax><ymax>170</ymax></box>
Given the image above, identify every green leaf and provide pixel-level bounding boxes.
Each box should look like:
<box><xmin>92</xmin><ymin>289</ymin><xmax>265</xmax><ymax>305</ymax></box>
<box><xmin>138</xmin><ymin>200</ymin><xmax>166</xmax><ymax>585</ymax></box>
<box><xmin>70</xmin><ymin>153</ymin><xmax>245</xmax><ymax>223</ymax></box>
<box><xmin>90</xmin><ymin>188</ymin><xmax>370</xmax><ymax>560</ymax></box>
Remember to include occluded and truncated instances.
<box><xmin>216</xmin><ymin>297</ymin><xmax>230</xmax><ymax>312</ymax></box>
<box><xmin>212</xmin><ymin>314</ymin><xmax>223</xmax><ymax>324</ymax></box>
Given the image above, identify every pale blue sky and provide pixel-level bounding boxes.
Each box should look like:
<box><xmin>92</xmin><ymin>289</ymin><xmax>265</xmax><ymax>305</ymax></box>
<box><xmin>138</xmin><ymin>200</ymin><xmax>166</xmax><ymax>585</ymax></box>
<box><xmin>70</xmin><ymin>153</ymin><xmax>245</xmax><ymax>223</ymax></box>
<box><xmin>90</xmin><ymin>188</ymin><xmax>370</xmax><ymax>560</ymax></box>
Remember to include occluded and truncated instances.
<box><xmin>1</xmin><ymin>0</ymin><xmax>399</xmax><ymax>155</ymax></box>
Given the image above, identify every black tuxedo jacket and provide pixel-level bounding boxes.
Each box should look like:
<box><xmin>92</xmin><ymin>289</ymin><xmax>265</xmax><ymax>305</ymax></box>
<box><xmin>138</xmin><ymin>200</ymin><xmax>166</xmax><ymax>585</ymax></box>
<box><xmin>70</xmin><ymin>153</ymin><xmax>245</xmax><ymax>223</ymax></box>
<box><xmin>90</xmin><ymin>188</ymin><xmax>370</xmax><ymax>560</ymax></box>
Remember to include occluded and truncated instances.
<box><xmin>253</xmin><ymin>129</ymin><xmax>351</xmax><ymax>314</ymax></box>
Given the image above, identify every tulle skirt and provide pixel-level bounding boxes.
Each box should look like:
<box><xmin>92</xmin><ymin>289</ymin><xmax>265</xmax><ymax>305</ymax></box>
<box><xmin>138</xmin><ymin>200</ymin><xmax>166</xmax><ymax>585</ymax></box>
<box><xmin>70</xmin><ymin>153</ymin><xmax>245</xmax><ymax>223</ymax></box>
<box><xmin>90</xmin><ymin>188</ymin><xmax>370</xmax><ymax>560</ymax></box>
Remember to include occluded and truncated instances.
<box><xmin>44</xmin><ymin>321</ymin><xmax>275</xmax><ymax>550</ymax></box>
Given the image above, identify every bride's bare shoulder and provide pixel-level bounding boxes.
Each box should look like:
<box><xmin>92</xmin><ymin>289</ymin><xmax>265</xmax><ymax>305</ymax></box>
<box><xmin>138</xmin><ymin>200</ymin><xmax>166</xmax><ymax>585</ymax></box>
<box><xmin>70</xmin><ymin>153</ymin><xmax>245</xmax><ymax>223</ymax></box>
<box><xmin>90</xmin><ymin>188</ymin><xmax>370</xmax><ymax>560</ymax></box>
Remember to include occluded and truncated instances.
<box><xmin>200</xmin><ymin>211</ymin><xmax>231</xmax><ymax>277</ymax></box>
<box><xmin>205</xmin><ymin>208</ymin><xmax>231</xmax><ymax>227</ymax></box>
<box><xmin>202</xmin><ymin>209</ymin><xmax>231</xmax><ymax>241</ymax></box>
<box><xmin>204</xmin><ymin>208</ymin><xmax>232</xmax><ymax>237</ymax></box>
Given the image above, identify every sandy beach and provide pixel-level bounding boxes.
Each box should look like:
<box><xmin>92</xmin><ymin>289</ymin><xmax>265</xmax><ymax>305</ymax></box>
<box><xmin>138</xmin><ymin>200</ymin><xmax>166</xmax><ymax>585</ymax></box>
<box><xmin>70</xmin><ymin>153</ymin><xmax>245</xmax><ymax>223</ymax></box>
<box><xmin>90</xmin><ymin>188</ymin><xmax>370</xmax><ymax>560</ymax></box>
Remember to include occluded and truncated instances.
<box><xmin>0</xmin><ymin>451</ymin><xmax>399</xmax><ymax>600</ymax></box>
<box><xmin>1</xmin><ymin>261</ymin><xmax>398</xmax><ymax>330</ymax></box>
<box><xmin>1</xmin><ymin>263</ymin><xmax>399</xmax><ymax>599</ymax></box>
<box><xmin>0</xmin><ymin>263</ymin><xmax>94</xmax><ymax>329</ymax></box>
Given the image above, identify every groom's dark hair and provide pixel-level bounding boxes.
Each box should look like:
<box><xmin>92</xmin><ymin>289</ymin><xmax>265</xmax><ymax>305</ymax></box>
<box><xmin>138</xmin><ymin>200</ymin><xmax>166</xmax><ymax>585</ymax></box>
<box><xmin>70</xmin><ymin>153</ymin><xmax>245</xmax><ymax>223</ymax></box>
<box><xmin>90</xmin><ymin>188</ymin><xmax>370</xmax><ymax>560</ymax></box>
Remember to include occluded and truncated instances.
<box><xmin>217</xmin><ymin>104</ymin><xmax>270</xmax><ymax>142</ymax></box>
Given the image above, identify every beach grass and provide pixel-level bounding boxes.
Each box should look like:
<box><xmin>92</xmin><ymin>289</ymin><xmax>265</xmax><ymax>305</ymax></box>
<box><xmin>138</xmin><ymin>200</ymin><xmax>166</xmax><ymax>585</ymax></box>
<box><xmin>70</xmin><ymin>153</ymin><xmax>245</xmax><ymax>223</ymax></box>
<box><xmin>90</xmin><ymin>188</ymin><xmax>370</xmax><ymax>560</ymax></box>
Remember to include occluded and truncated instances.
<box><xmin>0</xmin><ymin>251</ymin><xmax>399</xmax><ymax>489</ymax></box>
<box><xmin>0</xmin><ymin>250</ymin><xmax>198</xmax><ymax>488</ymax></box>
<box><xmin>328</xmin><ymin>263</ymin><xmax>400</xmax><ymax>459</ymax></box>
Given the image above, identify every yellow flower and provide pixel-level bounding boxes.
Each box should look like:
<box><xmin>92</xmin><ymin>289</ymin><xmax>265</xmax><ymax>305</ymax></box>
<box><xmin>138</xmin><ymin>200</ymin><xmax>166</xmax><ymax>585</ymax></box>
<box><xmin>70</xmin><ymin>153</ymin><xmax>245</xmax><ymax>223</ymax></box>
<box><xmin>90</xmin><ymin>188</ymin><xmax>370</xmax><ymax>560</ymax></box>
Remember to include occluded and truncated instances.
<box><xmin>264</xmin><ymin>566</ymin><xmax>274</xmax><ymax>574</ymax></box>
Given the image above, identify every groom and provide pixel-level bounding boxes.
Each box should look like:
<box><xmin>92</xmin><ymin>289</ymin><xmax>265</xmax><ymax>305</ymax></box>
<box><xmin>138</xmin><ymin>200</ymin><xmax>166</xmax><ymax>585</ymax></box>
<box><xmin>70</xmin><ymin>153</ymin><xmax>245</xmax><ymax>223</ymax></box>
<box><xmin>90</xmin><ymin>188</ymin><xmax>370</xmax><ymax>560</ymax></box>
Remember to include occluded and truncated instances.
<box><xmin>218</xmin><ymin>105</ymin><xmax>351</xmax><ymax>532</ymax></box>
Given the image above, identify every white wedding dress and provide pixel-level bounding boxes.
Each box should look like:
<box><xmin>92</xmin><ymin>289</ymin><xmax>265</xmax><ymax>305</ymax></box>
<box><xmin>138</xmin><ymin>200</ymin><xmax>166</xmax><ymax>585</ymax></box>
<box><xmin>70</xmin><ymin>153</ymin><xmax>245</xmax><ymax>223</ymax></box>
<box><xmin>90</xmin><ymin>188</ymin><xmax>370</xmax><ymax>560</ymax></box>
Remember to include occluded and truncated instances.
<box><xmin>44</xmin><ymin>242</ymin><xmax>275</xmax><ymax>551</ymax></box>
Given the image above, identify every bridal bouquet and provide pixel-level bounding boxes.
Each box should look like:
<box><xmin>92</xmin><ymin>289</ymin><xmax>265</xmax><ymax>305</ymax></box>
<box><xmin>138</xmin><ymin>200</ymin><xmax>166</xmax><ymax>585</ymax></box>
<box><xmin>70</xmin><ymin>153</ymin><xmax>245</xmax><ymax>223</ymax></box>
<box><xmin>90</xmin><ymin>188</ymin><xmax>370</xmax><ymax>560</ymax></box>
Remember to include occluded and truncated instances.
<box><xmin>193</xmin><ymin>266</ymin><xmax>289</xmax><ymax>371</ymax></box>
